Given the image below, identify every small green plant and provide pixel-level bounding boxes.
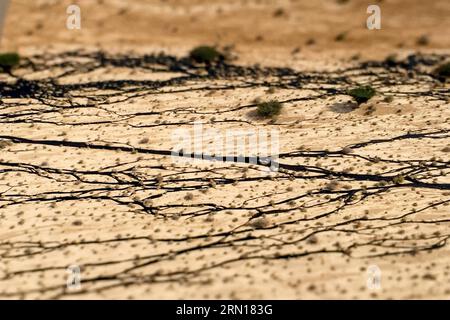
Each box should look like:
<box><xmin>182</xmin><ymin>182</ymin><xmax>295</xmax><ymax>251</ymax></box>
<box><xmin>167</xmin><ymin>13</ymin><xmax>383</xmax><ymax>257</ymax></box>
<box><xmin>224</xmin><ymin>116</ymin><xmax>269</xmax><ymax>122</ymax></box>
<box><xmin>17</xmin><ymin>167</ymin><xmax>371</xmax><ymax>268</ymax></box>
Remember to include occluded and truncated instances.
<box><xmin>384</xmin><ymin>95</ymin><xmax>394</xmax><ymax>103</ymax></box>
<box><xmin>266</xmin><ymin>87</ymin><xmax>276</xmax><ymax>94</ymax></box>
<box><xmin>0</xmin><ymin>52</ymin><xmax>20</xmax><ymax>71</ymax></box>
<box><xmin>335</xmin><ymin>32</ymin><xmax>347</xmax><ymax>42</ymax></box>
<box><xmin>433</xmin><ymin>62</ymin><xmax>450</xmax><ymax>80</ymax></box>
<box><xmin>416</xmin><ymin>35</ymin><xmax>429</xmax><ymax>46</ymax></box>
<box><xmin>384</xmin><ymin>54</ymin><xmax>397</xmax><ymax>66</ymax></box>
<box><xmin>256</xmin><ymin>100</ymin><xmax>283</xmax><ymax>118</ymax></box>
<box><xmin>347</xmin><ymin>85</ymin><xmax>376</xmax><ymax>105</ymax></box>
<box><xmin>0</xmin><ymin>140</ymin><xmax>12</xmax><ymax>149</ymax></box>
<box><xmin>392</xmin><ymin>175</ymin><xmax>405</xmax><ymax>184</ymax></box>
<box><xmin>189</xmin><ymin>46</ymin><xmax>222</xmax><ymax>63</ymax></box>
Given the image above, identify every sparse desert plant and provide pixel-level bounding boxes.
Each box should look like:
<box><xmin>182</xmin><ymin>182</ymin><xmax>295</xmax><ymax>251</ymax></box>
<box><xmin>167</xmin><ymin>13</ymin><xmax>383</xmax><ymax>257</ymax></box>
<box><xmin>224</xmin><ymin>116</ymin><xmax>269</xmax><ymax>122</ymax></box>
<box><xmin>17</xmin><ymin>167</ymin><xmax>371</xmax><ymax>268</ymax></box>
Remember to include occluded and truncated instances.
<box><xmin>266</xmin><ymin>87</ymin><xmax>276</xmax><ymax>94</ymax></box>
<box><xmin>0</xmin><ymin>52</ymin><xmax>20</xmax><ymax>71</ymax></box>
<box><xmin>433</xmin><ymin>62</ymin><xmax>450</xmax><ymax>81</ymax></box>
<box><xmin>335</xmin><ymin>32</ymin><xmax>347</xmax><ymax>42</ymax></box>
<box><xmin>384</xmin><ymin>95</ymin><xmax>394</xmax><ymax>103</ymax></box>
<box><xmin>392</xmin><ymin>175</ymin><xmax>405</xmax><ymax>184</ymax></box>
<box><xmin>256</xmin><ymin>100</ymin><xmax>283</xmax><ymax>118</ymax></box>
<box><xmin>385</xmin><ymin>54</ymin><xmax>397</xmax><ymax>66</ymax></box>
<box><xmin>347</xmin><ymin>85</ymin><xmax>376</xmax><ymax>105</ymax></box>
<box><xmin>324</xmin><ymin>180</ymin><xmax>339</xmax><ymax>191</ymax></box>
<box><xmin>184</xmin><ymin>192</ymin><xmax>194</xmax><ymax>201</ymax></box>
<box><xmin>189</xmin><ymin>46</ymin><xmax>222</xmax><ymax>63</ymax></box>
<box><xmin>0</xmin><ymin>140</ymin><xmax>12</xmax><ymax>149</ymax></box>
<box><xmin>252</xmin><ymin>96</ymin><xmax>262</xmax><ymax>104</ymax></box>
<box><xmin>416</xmin><ymin>35</ymin><xmax>429</xmax><ymax>46</ymax></box>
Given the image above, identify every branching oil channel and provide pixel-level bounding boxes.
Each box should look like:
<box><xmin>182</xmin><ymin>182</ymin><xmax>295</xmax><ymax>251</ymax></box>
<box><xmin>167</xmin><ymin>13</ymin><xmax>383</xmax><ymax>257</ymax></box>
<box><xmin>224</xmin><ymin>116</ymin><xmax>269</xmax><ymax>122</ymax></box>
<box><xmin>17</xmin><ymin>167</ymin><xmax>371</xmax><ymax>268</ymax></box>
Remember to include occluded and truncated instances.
<box><xmin>0</xmin><ymin>51</ymin><xmax>449</xmax><ymax>299</ymax></box>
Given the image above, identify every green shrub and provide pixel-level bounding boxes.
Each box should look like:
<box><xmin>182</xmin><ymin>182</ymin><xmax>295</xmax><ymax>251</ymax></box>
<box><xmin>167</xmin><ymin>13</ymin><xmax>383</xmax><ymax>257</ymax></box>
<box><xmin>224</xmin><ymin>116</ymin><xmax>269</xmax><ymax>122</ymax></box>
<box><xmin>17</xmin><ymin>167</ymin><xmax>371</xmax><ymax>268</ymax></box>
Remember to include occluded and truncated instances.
<box><xmin>433</xmin><ymin>62</ymin><xmax>450</xmax><ymax>79</ymax></box>
<box><xmin>416</xmin><ymin>35</ymin><xmax>429</xmax><ymax>46</ymax></box>
<box><xmin>392</xmin><ymin>175</ymin><xmax>405</xmax><ymax>184</ymax></box>
<box><xmin>384</xmin><ymin>54</ymin><xmax>397</xmax><ymax>66</ymax></box>
<box><xmin>256</xmin><ymin>100</ymin><xmax>283</xmax><ymax>118</ymax></box>
<box><xmin>384</xmin><ymin>95</ymin><xmax>394</xmax><ymax>103</ymax></box>
<box><xmin>0</xmin><ymin>52</ymin><xmax>20</xmax><ymax>71</ymax></box>
<box><xmin>189</xmin><ymin>46</ymin><xmax>222</xmax><ymax>63</ymax></box>
<box><xmin>347</xmin><ymin>85</ymin><xmax>376</xmax><ymax>104</ymax></box>
<box><xmin>335</xmin><ymin>32</ymin><xmax>347</xmax><ymax>42</ymax></box>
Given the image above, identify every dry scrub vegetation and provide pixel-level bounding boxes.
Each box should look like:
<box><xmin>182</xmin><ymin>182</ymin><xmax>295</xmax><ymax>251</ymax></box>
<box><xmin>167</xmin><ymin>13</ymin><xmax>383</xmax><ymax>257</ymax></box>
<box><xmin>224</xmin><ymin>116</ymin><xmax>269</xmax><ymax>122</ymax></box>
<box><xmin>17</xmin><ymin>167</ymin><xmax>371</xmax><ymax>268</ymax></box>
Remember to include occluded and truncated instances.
<box><xmin>0</xmin><ymin>49</ymin><xmax>449</xmax><ymax>299</ymax></box>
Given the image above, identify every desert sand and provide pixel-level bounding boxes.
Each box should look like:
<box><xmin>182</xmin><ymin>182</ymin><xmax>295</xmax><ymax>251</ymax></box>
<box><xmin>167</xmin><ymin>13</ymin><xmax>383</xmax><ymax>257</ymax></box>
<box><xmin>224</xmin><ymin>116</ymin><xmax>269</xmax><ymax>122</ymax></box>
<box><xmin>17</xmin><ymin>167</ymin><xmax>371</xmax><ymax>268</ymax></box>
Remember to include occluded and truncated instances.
<box><xmin>0</xmin><ymin>0</ymin><xmax>449</xmax><ymax>299</ymax></box>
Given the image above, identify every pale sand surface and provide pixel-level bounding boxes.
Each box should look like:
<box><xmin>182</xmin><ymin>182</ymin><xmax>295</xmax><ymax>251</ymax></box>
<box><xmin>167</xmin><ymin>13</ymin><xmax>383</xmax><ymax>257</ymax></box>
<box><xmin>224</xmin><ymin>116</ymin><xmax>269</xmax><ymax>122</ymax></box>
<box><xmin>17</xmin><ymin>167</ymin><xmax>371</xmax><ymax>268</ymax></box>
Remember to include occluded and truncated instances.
<box><xmin>0</xmin><ymin>0</ymin><xmax>449</xmax><ymax>299</ymax></box>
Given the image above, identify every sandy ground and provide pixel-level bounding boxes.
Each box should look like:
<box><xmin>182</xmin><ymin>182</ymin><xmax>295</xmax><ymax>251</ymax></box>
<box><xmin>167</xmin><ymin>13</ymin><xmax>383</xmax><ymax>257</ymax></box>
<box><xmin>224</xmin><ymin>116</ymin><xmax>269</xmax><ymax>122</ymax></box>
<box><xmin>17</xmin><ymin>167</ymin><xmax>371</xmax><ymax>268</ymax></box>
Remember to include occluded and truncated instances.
<box><xmin>0</xmin><ymin>0</ymin><xmax>449</xmax><ymax>299</ymax></box>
